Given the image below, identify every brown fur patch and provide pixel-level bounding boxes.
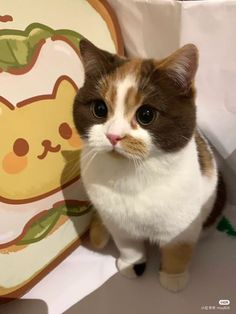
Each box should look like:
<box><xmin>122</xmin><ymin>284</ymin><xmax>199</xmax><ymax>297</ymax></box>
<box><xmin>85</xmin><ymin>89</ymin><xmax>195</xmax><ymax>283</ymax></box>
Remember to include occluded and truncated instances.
<box><xmin>160</xmin><ymin>243</ymin><xmax>194</xmax><ymax>274</ymax></box>
<box><xmin>120</xmin><ymin>135</ymin><xmax>147</xmax><ymax>158</ymax></box>
<box><xmin>73</xmin><ymin>43</ymin><xmax>126</xmax><ymax>138</ymax></box>
<box><xmin>203</xmin><ymin>173</ymin><xmax>227</xmax><ymax>228</ymax></box>
<box><xmin>155</xmin><ymin>44</ymin><xmax>199</xmax><ymax>93</ymax></box>
<box><xmin>136</xmin><ymin>59</ymin><xmax>196</xmax><ymax>152</ymax></box>
<box><xmin>195</xmin><ymin>131</ymin><xmax>214</xmax><ymax>177</ymax></box>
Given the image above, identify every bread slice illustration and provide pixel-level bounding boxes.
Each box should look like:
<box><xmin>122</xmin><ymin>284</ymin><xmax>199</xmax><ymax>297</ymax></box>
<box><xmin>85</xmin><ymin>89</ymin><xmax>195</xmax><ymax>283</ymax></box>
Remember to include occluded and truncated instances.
<box><xmin>0</xmin><ymin>0</ymin><xmax>123</xmax><ymax>301</ymax></box>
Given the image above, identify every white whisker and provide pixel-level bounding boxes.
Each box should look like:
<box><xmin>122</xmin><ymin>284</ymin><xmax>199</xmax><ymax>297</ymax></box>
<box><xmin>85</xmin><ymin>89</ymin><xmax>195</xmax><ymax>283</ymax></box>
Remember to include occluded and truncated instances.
<box><xmin>81</xmin><ymin>151</ymin><xmax>97</xmax><ymax>176</ymax></box>
<box><xmin>80</xmin><ymin>148</ymin><xmax>96</xmax><ymax>161</ymax></box>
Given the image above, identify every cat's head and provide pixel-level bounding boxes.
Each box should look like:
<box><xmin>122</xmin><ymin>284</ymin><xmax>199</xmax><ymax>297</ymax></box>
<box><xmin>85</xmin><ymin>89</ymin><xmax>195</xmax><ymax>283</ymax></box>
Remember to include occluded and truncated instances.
<box><xmin>73</xmin><ymin>40</ymin><xmax>198</xmax><ymax>160</ymax></box>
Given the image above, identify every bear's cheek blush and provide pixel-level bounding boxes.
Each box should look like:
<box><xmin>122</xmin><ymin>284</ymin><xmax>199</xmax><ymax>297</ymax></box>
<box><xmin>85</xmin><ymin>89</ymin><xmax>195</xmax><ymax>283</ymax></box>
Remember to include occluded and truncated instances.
<box><xmin>59</xmin><ymin>122</ymin><xmax>82</xmax><ymax>148</ymax></box>
<box><xmin>2</xmin><ymin>138</ymin><xmax>29</xmax><ymax>174</ymax></box>
<box><xmin>2</xmin><ymin>152</ymin><xmax>28</xmax><ymax>174</ymax></box>
<box><xmin>68</xmin><ymin>128</ymin><xmax>83</xmax><ymax>148</ymax></box>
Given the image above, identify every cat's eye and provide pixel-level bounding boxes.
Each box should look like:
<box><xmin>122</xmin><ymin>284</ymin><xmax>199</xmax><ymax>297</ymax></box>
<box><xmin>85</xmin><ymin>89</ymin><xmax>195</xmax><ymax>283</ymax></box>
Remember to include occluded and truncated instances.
<box><xmin>136</xmin><ymin>105</ymin><xmax>156</xmax><ymax>126</ymax></box>
<box><xmin>13</xmin><ymin>138</ymin><xmax>29</xmax><ymax>156</ymax></box>
<box><xmin>59</xmin><ymin>122</ymin><xmax>72</xmax><ymax>139</ymax></box>
<box><xmin>91</xmin><ymin>100</ymin><xmax>108</xmax><ymax>119</ymax></box>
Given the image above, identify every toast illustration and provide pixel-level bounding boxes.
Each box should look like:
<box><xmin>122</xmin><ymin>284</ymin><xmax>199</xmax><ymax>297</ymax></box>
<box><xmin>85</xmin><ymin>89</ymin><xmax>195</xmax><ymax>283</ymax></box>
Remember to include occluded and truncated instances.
<box><xmin>0</xmin><ymin>0</ymin><xmax>123</xmax><ymax>300</ymax></box>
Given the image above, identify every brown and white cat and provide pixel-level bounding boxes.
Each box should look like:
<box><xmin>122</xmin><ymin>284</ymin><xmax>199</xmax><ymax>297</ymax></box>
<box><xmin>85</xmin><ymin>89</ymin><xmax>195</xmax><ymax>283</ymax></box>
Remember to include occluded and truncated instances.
<box><xmin>73</xmin><ymin>40</ymin><xmax>226</xmax><ymax>292</ymax></box>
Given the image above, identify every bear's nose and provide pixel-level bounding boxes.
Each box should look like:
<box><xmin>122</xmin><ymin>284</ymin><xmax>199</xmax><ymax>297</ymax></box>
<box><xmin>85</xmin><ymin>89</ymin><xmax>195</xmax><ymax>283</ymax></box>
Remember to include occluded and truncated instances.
<box><xmin>42</xmin><ymin>140</ymin><xmax>52</xmax><ymax>148</ymax></box>
<box><xmin>37</xmin><ymin>140</ymin><xmax>61</xmax><ymax>160</ymax></box>
<box><xmin>106</xmin><ymin>134</ymin><xmax>123</xmax><ymax>146</ymax></box>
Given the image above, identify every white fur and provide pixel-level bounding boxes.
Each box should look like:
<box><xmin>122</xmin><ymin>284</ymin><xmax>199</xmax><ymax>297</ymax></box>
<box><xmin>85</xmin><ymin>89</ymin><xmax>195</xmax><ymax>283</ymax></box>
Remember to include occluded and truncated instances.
<box><xmin>81</xmin><ymin>75</ymin><xmax>218</xmax><ymax>289</ymax></box>
<box><xmin>106</xmin><ymin>75</ymin><xmax>136</xmax><ymax>136</ymax></box>
<box><xmin>82</xmin><ymin>139</ymin><xmax>217</xmax><ymax>245</ymax></box>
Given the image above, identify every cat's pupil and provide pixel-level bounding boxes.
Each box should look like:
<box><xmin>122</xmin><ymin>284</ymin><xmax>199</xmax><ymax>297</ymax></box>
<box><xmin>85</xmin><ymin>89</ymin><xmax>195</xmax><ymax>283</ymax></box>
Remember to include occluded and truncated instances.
<box><xmin>92</xmin><ymin>100</ymin><xmax>108</xmax><ymax>118</ymax></box>
<box><xmin>136</xmin><ymin>105</ymin><xmax>155</xmax><ymax>125</ymax></box>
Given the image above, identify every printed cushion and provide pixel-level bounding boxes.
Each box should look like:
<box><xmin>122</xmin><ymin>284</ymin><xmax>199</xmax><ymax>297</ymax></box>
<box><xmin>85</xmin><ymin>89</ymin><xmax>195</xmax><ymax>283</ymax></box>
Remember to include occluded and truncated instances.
<box><xmin>0</xmin><ymin>0</ymin><xmax>123</xmax><ymax>300</ymax></box>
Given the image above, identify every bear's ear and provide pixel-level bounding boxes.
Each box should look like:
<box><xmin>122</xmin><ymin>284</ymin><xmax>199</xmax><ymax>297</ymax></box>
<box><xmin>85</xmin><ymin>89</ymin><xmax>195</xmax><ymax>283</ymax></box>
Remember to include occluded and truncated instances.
<box><xmin>54</xmin><ymin>78</ymin><xmax>77</xmax><ymax>101</ymax></box>
<box><xmin>157</xmin><ymin>44</ymin><xmax>198</xmax><ymax>93</ymax></box>
<box><xmin>0</xmin><ymin>97</ymin><xmax>14</xmax><ymax>116</ymax></box>
<box><xmin>79</xmin><ymin>39</ymin><xmax>124</xmax><ymax>78</ymax></box>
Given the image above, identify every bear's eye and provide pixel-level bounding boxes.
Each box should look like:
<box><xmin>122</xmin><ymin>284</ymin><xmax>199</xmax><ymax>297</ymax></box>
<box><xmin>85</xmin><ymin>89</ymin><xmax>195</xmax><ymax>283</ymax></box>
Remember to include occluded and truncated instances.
<box><xmin>13</xmin><ymin>138</ymin><xmax>29</xmax><ymax>156</ymax></box>
<box><xmin>59</xmin><ymin>123</ymin><xmax>72</xmax><ymax>140</ymax></box>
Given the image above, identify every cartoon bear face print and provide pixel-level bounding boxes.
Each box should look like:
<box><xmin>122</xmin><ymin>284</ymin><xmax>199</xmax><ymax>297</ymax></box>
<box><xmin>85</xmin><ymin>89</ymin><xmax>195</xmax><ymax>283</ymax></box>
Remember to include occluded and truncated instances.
<box><xmin>0</xmin><ymin>76</ymin><xmax>83</xmax><ymax>203</ymax></box>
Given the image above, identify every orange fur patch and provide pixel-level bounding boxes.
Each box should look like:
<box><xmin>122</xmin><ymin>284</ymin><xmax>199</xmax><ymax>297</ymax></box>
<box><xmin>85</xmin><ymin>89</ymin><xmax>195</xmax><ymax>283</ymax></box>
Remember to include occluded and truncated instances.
<box><xmin>195</xmin><ymin>131</ymin><xmax>214</xmax><ymax>177</ymax></box>
<box><xmin>160</xmin><ymin>243</ymin><xmax>194</xmax><ymax>274</ymax></box>
<box><xmin>100</xmin><ymin>59</ymin><xmax>143</xmax><ymax>118</ymax></box>
<box><xmin>124</xmin><ymin>86</ymin><xmax>142</xmax><ymax>121</ymax></box>
<box><xmin>120</xmin><ymin>135</ymin><xmax>147</xmax><ymax>158</ymax></box>
<box><xmin>112</xmin><ymin>59</ymin><xmax>142</xmax><ymax>82</ymax></box>
<box><xmin>104</xmin><ymin>83</ymin><xmax>117</xmax><ymax>117</ymax></box>
<box><xmin>89</xmin><ymin>212</ymin><xmax>110</xmax><ymax>250</ymax></box>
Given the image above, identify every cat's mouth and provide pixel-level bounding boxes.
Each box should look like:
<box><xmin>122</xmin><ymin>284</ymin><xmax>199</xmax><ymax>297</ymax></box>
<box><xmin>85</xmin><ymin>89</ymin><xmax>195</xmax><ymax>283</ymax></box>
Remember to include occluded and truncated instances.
<box><xmin>37</xmin><ymin>140</ymin><xmax>61</xmax><ymax>160</ymax></box>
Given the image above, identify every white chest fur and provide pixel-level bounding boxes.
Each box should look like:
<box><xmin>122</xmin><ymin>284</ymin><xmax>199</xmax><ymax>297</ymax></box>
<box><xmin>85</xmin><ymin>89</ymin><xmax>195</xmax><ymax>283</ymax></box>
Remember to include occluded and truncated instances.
<box><xmin>81</xmin><ymin>139</ymin><xmax>217</xmax><ymax>245</ymax></box>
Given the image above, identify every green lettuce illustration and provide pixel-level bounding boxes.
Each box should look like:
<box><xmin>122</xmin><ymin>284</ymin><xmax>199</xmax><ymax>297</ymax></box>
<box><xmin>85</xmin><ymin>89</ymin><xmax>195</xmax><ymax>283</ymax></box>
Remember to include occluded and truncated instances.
<box><xmin>17</xmin><ymin>203</ymin><xmax>92</xmax><ymax>245</ymax></box>
<box><xmin>0</xmin><ymin>23</ymin><xmax>83</xmax><ymax>71</ymax></box>
<box><xmin>217</xmin><ymin>216</ymin><xmax>236</xmax><ymax>237</ymax></box>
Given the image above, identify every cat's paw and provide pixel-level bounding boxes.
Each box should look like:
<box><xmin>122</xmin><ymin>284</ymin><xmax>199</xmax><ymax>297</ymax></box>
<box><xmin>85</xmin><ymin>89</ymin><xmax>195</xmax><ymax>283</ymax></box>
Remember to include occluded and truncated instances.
<box><xmin>159</xmin><ymin>271</ymin><xmax>189</xmax><ymax>292</ymax></box>
<box><xmin>116</xmin><ymin>257</ymin><xmax>146</xmax><ymax>279</ymax></box>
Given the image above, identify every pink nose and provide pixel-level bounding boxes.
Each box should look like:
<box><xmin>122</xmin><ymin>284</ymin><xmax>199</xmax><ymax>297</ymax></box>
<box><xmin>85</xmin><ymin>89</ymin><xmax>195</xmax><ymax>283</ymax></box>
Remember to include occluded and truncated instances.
<box><xmin>106</xmin><ymin>134</ymin><xmax>122</xmax><ymax>146</ymax></box>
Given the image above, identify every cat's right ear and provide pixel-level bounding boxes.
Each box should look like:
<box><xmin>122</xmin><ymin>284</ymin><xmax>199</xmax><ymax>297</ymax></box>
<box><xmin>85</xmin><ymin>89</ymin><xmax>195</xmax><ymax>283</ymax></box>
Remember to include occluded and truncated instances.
<box><xmin>157</xmin><ymin>44</ymin><xmax>198</xmax><ymax>94</ymax></box>
<box><xmin>79</xmin><ymin>39</ymin><xmax>124</xmax><ymax>78</ymax></box>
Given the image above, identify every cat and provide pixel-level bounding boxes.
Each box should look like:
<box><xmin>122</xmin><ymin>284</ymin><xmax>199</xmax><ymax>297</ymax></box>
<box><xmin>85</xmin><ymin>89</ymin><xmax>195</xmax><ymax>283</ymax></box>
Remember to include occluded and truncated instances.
<box><xmin>73</xmin><ymin>39</ymin><xmax>226</xmax><ymax>292</ymax></box>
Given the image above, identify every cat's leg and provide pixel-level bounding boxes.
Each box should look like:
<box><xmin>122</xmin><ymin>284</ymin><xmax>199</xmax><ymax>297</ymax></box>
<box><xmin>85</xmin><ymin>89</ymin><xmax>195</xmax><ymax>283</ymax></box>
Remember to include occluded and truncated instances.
<box><xmin>159</xmin><ymin>242</ymin><xmax>194</xmax><ymax>292</ymax></box>
<box><xmin>112</xmin><ymin>233</ymin><xmax>146</xmax><ymax>278</ymax></box>
<box><xmin>89</xmin><ymin>212</ymin><xmax>110</xmax><ymax>249</ymax></box>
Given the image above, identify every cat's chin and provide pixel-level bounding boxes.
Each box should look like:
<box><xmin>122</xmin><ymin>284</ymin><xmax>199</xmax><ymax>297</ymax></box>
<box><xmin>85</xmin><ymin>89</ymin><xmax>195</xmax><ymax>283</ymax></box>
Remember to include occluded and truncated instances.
<box><xmin>88</xmin><ymin>145</ymin><xmax>143</xmax><ymax>161</ymax></box>
<box><xmin>106</xmin><ymin>147</ymin><xmax>146</xmax><ymax>162</ymax></box>
<box><xmin>107</xmin><ymin>149</ymin><xmax>127</xmax><ymax>160</ymax></box>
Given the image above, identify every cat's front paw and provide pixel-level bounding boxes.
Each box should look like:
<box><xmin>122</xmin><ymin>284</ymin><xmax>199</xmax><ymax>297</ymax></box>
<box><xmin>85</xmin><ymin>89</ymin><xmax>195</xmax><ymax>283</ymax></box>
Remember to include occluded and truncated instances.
<box><xmin>116</xmin><ymin>257</ymin><xmax>146</xmax><ymax>279</ymax></box>
<box><xmin>159</xmin><ymin>271</ymin><xmax>189</xmax><ymax>292</ymax></box>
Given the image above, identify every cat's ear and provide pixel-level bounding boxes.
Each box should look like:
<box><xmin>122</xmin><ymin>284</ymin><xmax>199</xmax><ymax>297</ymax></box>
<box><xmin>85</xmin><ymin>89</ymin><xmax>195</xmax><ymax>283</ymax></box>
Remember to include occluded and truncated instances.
<box><xmin>79</xmin><ymin>39</ymin><xmax>123</xmax><ymax>78</ymax></box>
<box><xmin>158</xmin><ymin>44</ymin><xmax>198</xmax><ymax>93</ymax></box>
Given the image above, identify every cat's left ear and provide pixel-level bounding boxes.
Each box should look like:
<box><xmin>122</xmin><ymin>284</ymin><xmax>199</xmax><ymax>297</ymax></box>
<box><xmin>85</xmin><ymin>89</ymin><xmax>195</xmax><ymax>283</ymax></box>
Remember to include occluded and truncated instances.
<box><xmin>79</xmin><ymin>39</ymin><xmax>123</xmax><ymax>78</ymax></box>
<box><xmin>158</xmin><ymin>44</ymin><xmax>198</xmax><ymax>93</ymax></box>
